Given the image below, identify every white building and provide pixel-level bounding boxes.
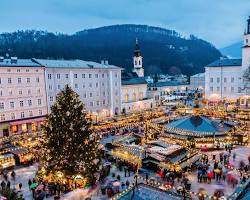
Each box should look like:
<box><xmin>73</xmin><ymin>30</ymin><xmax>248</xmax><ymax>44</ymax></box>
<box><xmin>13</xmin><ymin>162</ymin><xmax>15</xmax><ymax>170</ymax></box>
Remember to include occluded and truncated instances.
<box><xmin>0</xmin><ymin>58</ymin><xmax>47</xmax><ymax>137</ymax></box>
<box><xmin>121</xmin><ymin>77</ymin><xmax>153</xmax><ymax>114</ymax></box>
<box><xmin>33</xmin><ymin>59</ymin><xmax>122</xmax><ymax>122</ymax></box>
<box><xmin>205</xmin><ymin>17</ymin><xmax>250</xmax><ymax>100</ymax></box>
<box><xmin>133</xmin><ymin>39</ymin><xmax>144</xmax><ymax>77</ymax></box>
<box><xmin>190</xmin><ymin>73</ymin><xmax>205</xmax><ymax>91</ymax></box>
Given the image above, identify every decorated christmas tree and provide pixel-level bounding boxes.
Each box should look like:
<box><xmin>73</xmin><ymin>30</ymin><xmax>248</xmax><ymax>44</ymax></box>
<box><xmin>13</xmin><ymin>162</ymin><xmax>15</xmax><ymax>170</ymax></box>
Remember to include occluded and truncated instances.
<box><xmin>40</xmin><ymin>85</ymin><xmax>100</xmax><ymax>185</ymax></box>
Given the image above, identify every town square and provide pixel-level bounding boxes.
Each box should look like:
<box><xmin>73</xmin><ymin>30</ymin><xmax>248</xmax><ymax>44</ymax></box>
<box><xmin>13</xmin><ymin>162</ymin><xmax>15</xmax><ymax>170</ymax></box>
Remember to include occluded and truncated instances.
<box><xmin>0</xmin><ymin>1</ymin><xmax>250</xmax><ymax>200</ymax></box>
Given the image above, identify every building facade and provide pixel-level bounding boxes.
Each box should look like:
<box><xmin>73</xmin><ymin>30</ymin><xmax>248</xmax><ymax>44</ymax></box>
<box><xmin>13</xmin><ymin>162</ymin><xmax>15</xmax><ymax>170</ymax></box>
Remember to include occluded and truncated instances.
<box><xmin>190</xmin><ymin>73</ymin><xmax>205</xmax><ymax>91</ymax></box>
<box><xmin>0</xmin><ymin>58</ymin><xmax>47</xmax><ymax>137</ymax></box>
<box><xmin>205</xmin><ymin>17</ymin><xmax>250</xmax><ymax>100</ymax></box>
<box><xmin>33</xmin><ymin>59</ymin><xmax>122</xmax><ymax>122</ymax></box>
<box><xmin>121</xmin><ymin>78</ymin><xmax>153</xmax><ymax>114</ymax></box>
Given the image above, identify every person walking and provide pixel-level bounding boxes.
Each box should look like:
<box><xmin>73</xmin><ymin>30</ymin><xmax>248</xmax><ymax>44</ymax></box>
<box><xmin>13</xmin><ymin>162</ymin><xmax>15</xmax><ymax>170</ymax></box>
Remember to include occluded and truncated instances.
<box><xmin>233</xmin><ymin>153</ymin><xmax>236</xmax><ymax>161</ymax></box>
<box><xmin>19</xmin><ymin>183</ymin><xmax>22</xmax><ymax>190</ymax></box>
<box><xmin>28</xmin><ymin>179</ymin><xmax>32</xmax><ymax>190</ymax></box>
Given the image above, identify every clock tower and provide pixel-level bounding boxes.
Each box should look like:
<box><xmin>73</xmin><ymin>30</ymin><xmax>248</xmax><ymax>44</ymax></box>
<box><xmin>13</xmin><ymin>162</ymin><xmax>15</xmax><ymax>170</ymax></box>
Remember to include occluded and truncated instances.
<box><xmin>133</xmin><ymin>38</ymin><xmax>144</xmax><ymax>77</ymax></box>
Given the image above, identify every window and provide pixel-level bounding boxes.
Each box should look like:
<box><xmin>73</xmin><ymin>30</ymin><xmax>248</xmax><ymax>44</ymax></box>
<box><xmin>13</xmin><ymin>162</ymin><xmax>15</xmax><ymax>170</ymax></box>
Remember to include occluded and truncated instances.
<box><xmin>26</xmin><ymin>69</ymin><xmax>29</xmax><ymax>72</ymax></box>
<box><xmin>103</xmin><ymin>100</ymin><xmax>105</xmax><ymax>105</ymax></box>
<box><xmin>48</xmin><ymin>74</ymin><xmax>52</xmax><ymax>79</ymax></box>
<box><xmin>89</xmin><ymin>83</ymin><xmax>92</xmax><ymax>88</ymax></box>
<box><xmin>39</xmin><ymin>110</ymin><xmax>42</xmax><ymax>115</ymax></box>
<box><xmin>246</xmin><ymin>39</ymin><xmax>249</xmax><ymax>44</ymax></box>
<box><xmin>17</xmin><ymin>69</ymin><xmax>20</xmax><ymax>72</ymax></box>
<box><xmin>8</xmin><ymin>78</ymin><xmax>11</xmax><ymax>84</ymax></box>
<box><xmin>20</xmin><ymin>101</ymin><xmax>24</xmax><ymax>107</ymax></box>
<box><xmin>82</xmin><ymin>83</ymin><xmax>85</xmax><ymax>88</ymax></box>
<box><xmin>115</xmin><ymin>82</ymin><xmax>118</xmax><ymax>86</ymax></box>
<box><xmin>0</xmin><ymin>91</ymin><xmax>2</xmax><ymax>96</ymax></box>
<box><xmin>36</xmin><ymin>77</ymin><xmax>40</xmax><ymax>83</ymax></box>
<box><xmin>50</xmin><ymin>96</ymin><xmax>53</xmax><ymax>102</ymax></box>
<box><xmin>38</xmin><ymin>99</ymin><xmax>42</xmax><ymax>105</ymax></box>
<box><xmin>224</xmin><ymin>87</ymin><xmax>226</xmax><ymax>92</ymax></box>
<box><xmin>210</xmin><ymin>87</ymin><xmax>213</xmax><ymax>92</ymax></box>
<box><xmin>28</xmin><ymin>89</ymin><xmax>31</xmax><ymax>95</ymax></box>
<box><xmin>7</xmin><ymin>69</ymin><xmax>11</xmax><ymax>72</ymax></box>
<box><xmin>11</xmin><ymin>113</ymin><xmax>15</xmax><ymax>120</ymax></box>
<box><xmin>231</xmin><ymin>77</ymin><xmax>234</xmax><ymax>83</ymax></box>
<box><xmin>89</xmin><ymin>92</ymin><xmax>93</xmax><ymax>97</ymax></box>
<box><xmin>90</xmin><ymin>102</ymin><xmax>93</xmax><ymax>107</ymax></box>
<box><xmin>0</xmin><ymin>114</ymin><xmax>5</xmax><ymax>121</ymax></box>
<box><xmin>9</xmin><ymin>90</ymin><xmax>12</xmax><ymax>95</ymax></box>
<box><xmin>224</xmin><ymin>78</ymin><xmax>227</xmax><ymax>83</ymax></box>
<box><xmin>95</xmin><ymin>74</ymin><xmax>98</xmax><ymax>78</ymax></box>
<box><xmin>65</xmin><ymin>74</ymin><xmax>69</xmax><ymax>79</ymax></box>
<box><xmin>217</xmin><ymin>78</ymin><xmax>220</xmax><ymax>83</ymax></box>
<box><xmin>115</xmin><ymin>73</ymin><xmax>118</xmax><ymax>78</ymax></box>
<box><xmin>83</xmin><ymin>93</ymin><xmax>86</xmax><ymax>98</ymax></box>
<box><xmin>27</xmin><ymin>78</ymin><xmax>30</xmax><ymax>83</ymax></box>
<box><xmin>10</xmin><ymin>102</ymin><xmax>14</xmax><ymax>108</ymax></box>
<box><xmin>125</xmin><ymin>94</ymin><xmax>129</xmax><ymax>103</ymax></box>
<box><xmin>19</xmin><ymin>90</ymin><xmax>22</xmax><ymax>95</ymax></box>
<box><xmin>28</xmin><ymin>99</ymin><xmax>32</xmax><ymax>106</ymax></box>
<box><xmin>74</xmin><ymin>74</ymin><xmax>77</xmax><ymax>78</ymax></box>
<box><xmin>37</xmin><ymin>88</ymin><xmax>40</xmax><ymax>94</ymax></box>
<box><xmin>231</xmin><ymin>87</ymin><xmax>234</xmax><ymax>92</ymax></box>
<box><xmin>36</xmin><ymin>69</ymin><xmax>39</xmax><ymax>72</ymax></box>
<box><xmin>102</xmin><ymin>83</ymin><xmax>104</xmax><ymax>87</ymax></box>
<box><xmin>57</xmin><ymin>74</ymin><xmax>60</xmax><ymax>79</ymax></box>
<box><xmin>21</xmin><ymin>112</ymin><xmax>25</xmax><ymax>119</ymax></box>
<box><xmin>29</xmin><ymin>111</ymin><xmax>33</xmax><ymax>117</ymax></box>
<box><xmin>49</xmin><ymin>85</ymin><xmax>52</xmax><ymax>90</ymax></box>
<box><xmin>89</xmin><ymin>74</ymin><xmax>92</xmax><ymax>78</ymax></box>
<box><xmin>82</xmin><ymin>74</ymin><xmax>85</xmax><ymax>78</ymax></box>
<box><xmin>217</xmin><ymin>87</ymin><xmax>220</xmax><ymax>92</ymax></box>
<box><xmin>102</xmin><ymin>74</ymin><xmax>104</xmax><ymax>78</ymax></box>
<box><xmin>0</xmin><ymin>102</ymin><xmax>4</xmax><ymax>109</ymax></box>
<box><xmin>96</xmin><ymin>101</ymin><xmax>100</xmax><ymax>106</ymax></box>
<box><xmin>210</xmin><ymin>78</ymin><xmax>213</xmax><ymax>83</ymax></box>
<box><xmin>58</xmin><ymin>85</ymin><xmax>61</xmax><ymax>89</ymax></box>
<box><xmin>75</xmin><ymin>84</ymin><xmax>78</xmax><ymax>89</ymax></box>
<box><xmin>96</xmin><ymin>83</ymin><xmax>98</xmax><ymax>87</ymax></box>
<box><xmin>103</xmin><ymin>92</ymin><xmax>105</xmax><ymax>96</ymax></box>
<box><xmin>18</xmin><ymin>77</ymin><xmax>21</xmax><ymax>84</ymax></box>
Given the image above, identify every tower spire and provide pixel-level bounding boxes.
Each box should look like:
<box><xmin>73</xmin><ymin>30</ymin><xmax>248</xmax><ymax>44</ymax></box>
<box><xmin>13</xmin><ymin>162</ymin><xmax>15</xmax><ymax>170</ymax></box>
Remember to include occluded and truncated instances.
<box><xmin>134</xmin><ymin>38</ymin><xmax>140</xmax><ymax>57</ymax></box>
<box><xmin>247</xmin><ymin>16</ymin><xmax>250</xmax><ymax>34</ymax></box>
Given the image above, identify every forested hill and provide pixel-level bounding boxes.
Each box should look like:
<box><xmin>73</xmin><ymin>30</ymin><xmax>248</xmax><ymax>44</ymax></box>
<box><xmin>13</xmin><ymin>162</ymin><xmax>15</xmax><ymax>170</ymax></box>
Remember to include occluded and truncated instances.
<box><xmin>0</xmin><ymin>24</ymin><xmax>221</xmax><ymax>76</ymax></box>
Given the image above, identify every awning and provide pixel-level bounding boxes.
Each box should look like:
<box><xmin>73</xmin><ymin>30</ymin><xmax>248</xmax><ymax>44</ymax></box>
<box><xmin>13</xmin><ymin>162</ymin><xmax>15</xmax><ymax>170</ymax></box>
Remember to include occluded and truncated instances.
<box><xmin>9</xmin><ymin>117</ymin><xmax>46</xmax><ymax>126</ymax></box>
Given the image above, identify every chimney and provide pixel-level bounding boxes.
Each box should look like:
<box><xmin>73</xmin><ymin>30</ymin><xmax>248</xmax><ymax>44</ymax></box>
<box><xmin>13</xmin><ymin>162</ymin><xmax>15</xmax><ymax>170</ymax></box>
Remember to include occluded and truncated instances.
<box><xmin>11</xmin><ymin>57</ymin><xmax>17</xmax><ymax>64</ymax></box>
<box><xmin>105</xmin><ymin>60</ymin><xmax>109</xmax><ymax>65</ymax></box>
<box><xmin>101</xmin><ymin>60</ymin><xmax>105</xmax><ymax>65</ymax></box>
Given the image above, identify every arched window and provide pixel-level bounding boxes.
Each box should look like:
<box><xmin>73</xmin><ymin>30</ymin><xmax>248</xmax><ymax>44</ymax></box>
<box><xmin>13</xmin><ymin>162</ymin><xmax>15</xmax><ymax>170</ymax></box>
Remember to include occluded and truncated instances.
<box><xmin>135</xmin><ymin>60</ymin><xmax>137</xmax><ymax>65</ymax></box>
<box><xmin>139</xmin><ymin>60</ymin><xmax>141</xmax><ymax>65</ymax></box>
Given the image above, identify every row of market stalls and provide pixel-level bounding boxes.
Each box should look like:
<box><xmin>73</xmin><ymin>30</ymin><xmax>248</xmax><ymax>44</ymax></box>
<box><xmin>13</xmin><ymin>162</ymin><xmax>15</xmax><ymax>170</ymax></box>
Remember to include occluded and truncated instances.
<box><xmin>0</xmin><ymin>146</ymin><xmax>33</xmax><ymax>170</ymax></box>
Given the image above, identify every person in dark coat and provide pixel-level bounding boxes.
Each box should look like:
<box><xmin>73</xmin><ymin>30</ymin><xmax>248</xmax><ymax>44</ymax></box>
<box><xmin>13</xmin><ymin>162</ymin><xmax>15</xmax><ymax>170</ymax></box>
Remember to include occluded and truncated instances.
<box><xmin>7</xmin><ymin>181</ymin><xmax>10</xmax><ymax>188</ymax></box>
<box><xmin>19</xmin><ymin>183</ymin><xmax>22</xmax><ymax>190</ymax></box>
<box><xmin>28</xmin><ymin>179</ymin><xmax>32</xmax><ymax>190</ymax></box>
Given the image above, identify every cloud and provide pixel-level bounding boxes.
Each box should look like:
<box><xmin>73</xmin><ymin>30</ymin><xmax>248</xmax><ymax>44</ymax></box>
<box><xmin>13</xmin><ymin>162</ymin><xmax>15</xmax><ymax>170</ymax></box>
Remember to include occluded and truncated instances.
<box><xmin>0</xmin><ymin>0</ymin><xmax>249</xmax><ymax>47</ymax></box>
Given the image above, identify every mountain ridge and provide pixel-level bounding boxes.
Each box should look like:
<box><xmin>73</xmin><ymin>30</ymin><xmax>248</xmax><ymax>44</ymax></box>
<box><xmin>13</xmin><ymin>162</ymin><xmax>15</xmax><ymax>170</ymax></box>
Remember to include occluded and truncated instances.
<box><xmin>0</xmin><ymin>24</ymin><xmax>222</xmax><ymax>76</ymax></box>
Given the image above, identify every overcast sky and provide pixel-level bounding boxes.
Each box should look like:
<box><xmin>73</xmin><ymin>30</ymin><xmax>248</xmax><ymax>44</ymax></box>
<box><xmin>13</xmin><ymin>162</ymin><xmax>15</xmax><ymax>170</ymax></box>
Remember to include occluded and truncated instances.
<box><xmin>1</xmin><ymin>0</ymin><xmax>250</xmax><ymax>48</ymax></box>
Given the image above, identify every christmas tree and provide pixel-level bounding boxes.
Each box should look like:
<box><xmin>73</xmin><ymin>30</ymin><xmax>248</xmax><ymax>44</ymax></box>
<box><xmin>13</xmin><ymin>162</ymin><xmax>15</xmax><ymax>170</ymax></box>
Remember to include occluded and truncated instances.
<box><xmin>41</xmin><ymin>85</ymin><xmax>100</xmax><ymax>184</ymax></box>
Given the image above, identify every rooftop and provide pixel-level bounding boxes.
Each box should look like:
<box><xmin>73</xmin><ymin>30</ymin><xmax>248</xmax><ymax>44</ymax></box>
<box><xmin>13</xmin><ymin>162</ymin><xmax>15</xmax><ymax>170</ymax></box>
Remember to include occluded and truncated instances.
<box><xmin>191</xmin><ymin>73</ymin><xmax>205</xmax><ymax>78</ymax></box>
<box><xmin>33</xmin><ymin>59</ymin><xmax>121</xmax><ymax>69</ymax></box>
<box><xmin>122</xmin><ymin>77</ymin><xmax>147</xmax><ymax>85</ymax></box>
<box><xmin>166</xmin><ymin>116</ymin><xmax>231</xmax><ymax>133</ymax></box>
<box><xmin>149</xmin><ymin>81</ymin><xmax>188</xmax><ymax>87</ymax></box>
<box><xmin>0</xmin><ymin>59</ymin><xmax>41</xmax><ymax>67</ymax></box>
<box><xmin>206</xmin><ymin>58</ymin><xmax>242</xmax><ymax>67</ymax></box>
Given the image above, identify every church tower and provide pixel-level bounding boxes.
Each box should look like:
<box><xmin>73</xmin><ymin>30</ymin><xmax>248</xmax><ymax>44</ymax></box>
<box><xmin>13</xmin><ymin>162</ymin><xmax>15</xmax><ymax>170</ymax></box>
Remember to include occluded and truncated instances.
<box><xmin>133</xmin><ymin>38</ymin><xmax>144</xmax><ymax>77</ymax></box>
<box><xmin>242</xmin><ymin>16</ymin><xmax>250</xmax><ymax>94</ymax></box>
<box><xmin>242</xmin><ymin>16</ymin><xmax>250</xmax><ymax>71</ymax></box>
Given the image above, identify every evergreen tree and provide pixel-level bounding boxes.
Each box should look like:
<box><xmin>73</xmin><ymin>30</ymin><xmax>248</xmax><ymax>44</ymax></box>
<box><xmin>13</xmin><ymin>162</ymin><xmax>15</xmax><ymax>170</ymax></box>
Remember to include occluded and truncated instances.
<box><xmin>41</xmin><ymin>85</ymin><xmax>100</xmax><ymax>184</ymax></box>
